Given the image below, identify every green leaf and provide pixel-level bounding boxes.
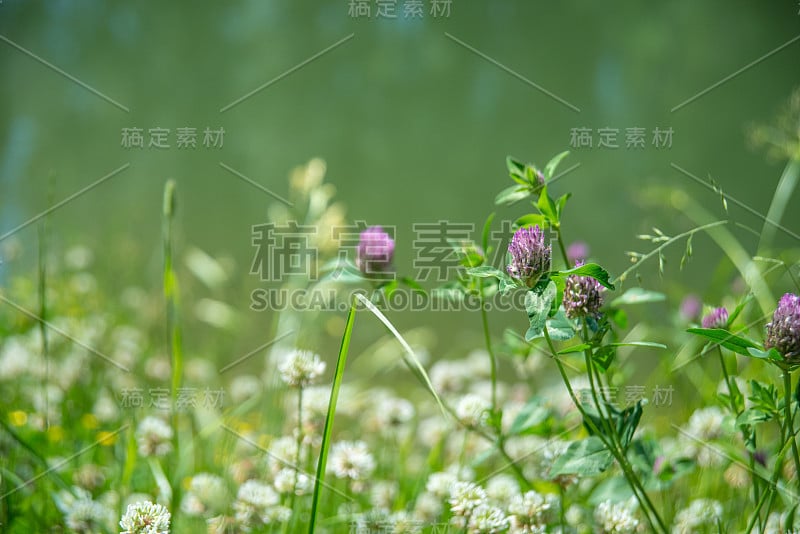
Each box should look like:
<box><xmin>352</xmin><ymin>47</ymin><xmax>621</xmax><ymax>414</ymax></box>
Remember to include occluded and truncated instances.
<box><xmin>557</xmin><ymin>343</ymin><xmax>590</xmax><ymax>355</ymax></box>
<box><xmin>686</xmin><ymin>328</ymin><xmax>761</xmax><ymax>357</ymax></box>
<box><xmin>544</xmin><ymin>150</ymin><xmax>570</xmax><ymax>179</ymax></box>
<box><xmin>466</xmin><ymin>266</ymin><xmax>505</xmax><ymax>278</ymax></box>
<box><xmin>726</xmin><ymin>294</ymin><xmax>753</xmax><ymax>326</ymax></box>
<box><xmin>400</xmin><ymin>277</ymin><xmax>426</xmax><ymax>295</ymax></box>
<box><xmin>525</xmin><ymin>281</ymin><xmax>557</xmax><ymax>341</ymax></box>
<box><xmin>607</xmin><ymin>341</ymin><xmax>667</xmax><ymax>350</ymax></box>
<box><xmin>481</xmin><ymin>213</ymin><xmax>495</xmax><ymax>254</ymax></box>
<box><xmin>609</xmin><ymin>288</ymin><xmax>665</xmax><ymax>306</ymax></box>
<box><xmin>607</xmin><ymin>308</ymin><xmax>628</xmax><ymax>329</ymax></box>
<box><xmin>514</xmin><ymin>213</ymin><xmax>549</xmax><ymax>229</ymax></box>
<box><xmin>508</xmin><ymin>398</ymin><xmax>550</xmax><ymax>436</ymax></box>
<box><xmin>537</xmin><ymin>185</ymin><xmax>558</xmax><ymax>222</ymax></box>
<box><xmin>498</xmin><ymin>277</ymin><xmax>520</xmax><ymax>294</ymax></box>
<box><xmin>555</xmin><ymin>193</ymin><xmax>572</xmax><ymax>219</ymax></box>
<box><xmin>592</xmin><ymin>346</ymin><xmax>616</xmax><ymax>372</ymax></box>
<box><xmin>746</xmin><ymin>347</ymin><xmax>783</xmax><ymax>361</ymax></box>
<box><xmin>506</xmin><ymin>155</ymin><xmax>526</xmax><ymax>178</ymax></box>
<box><xmin>557</xmin><ymin>262</ymin><xmax>616</xmax><ymax>290</ymax></box>
<box><xmin>618</xmin><ymin>401</ymin><xmax>643</xmax><ymax>450</ymax></box>
<box><xmin>495</xmin><ymin>184</ymin><xmax>529</xmax><ymax>206</ymax></box>
<box><xmin>735</xmin><ymin>408</ymin><xmax>772</xmax><ymax>427</ymax></box>
<box><xmin>549</xmin><ymin>436</ymin><xmax>613</xmax><ymax>477</ymax></box>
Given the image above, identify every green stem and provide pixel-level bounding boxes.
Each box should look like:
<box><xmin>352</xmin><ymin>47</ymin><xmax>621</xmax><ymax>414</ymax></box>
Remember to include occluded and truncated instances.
<box><xmin>717</xmin><ymin>347</ymin><xmax>761</xmax><ymax>507</ymax></box>
<box><xmin>308</xmin><ymin>297</ymin><xmax>357</xmax><ymax>533</ymax></box>
<box><xmin>162</xmin><ymin>180</ymin><xmax>182</xmax><ymax>513</ymax></box>
<box><xmin>783</xmin><ymin>369</ymin><xmax>800</xmax><ymax>492</ymax></box>
<box><xmin>287</xmin><ymin>387</ymin><xmax>304</xmax><ymax>524</ymax></box>
<box><xmin>556</xmin><ymin>228</ymin><xmax>570</xmax><ymax>267</ymax></box>
<box><xmin>479</xmin><ymin>281</ymin><xmax>498</xmax><ymax>424</ymax></box>
<box><xmin>543</xmin><ymin>329</ymin><xmax>666</xmax><ymax>533</ymax></box>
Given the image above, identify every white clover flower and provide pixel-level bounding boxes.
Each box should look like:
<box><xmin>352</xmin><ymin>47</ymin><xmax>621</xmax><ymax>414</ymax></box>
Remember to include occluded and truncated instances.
<box><xmin>723</xmin><ymin>463</ymin><xmax>750</xmax><ymax>488</ymax></box>
<box><xmin>671</xmin><ymin>499</ymin><xmax>723</xmax><ymax>534</ymax></box>
<box><xmin>229</xmin><ymin>374</ymin><xmax>262</xmax><ymax>404</ymax></box>
<box><xmin>181</xmin><ymin>473</ymin><xmax>228</xmax><ymax>516</ymax></box>
<box><xmin>370</xmin><ymin>480</ymin><xmax>399</xmax><ymax>510</ymax></box>
<box><xmin>680</xmin><ymin>407</ymin><xmax>728</xmax><ymax>467</ymax></box>
<box><xmin>507</xmin><ymin>490</ymin><xmax>552</xmax><ymax>532</ymax></box>
<box><xmin>416</xmin><ymin>416</ymin><xmax>450</xmax><ymax>448</ymax></box>
<box><xmin>273</xmin><ymin>468</ymin><xmax>311</xmax><ymax>495</ymax></box>
<box><xmin>0</xmin><ymin>338</ymin><xmax>36</xmax><ymax>380</ymax></box>
<box><xmin>456</xmin><ymin>393</ymin><xmax>490</xmax><ymax>428</ymax></box>
<box><xmin>93</xmin><ymin>391</ymin><xmax>119</xmax><ymax>422</ymax></box>
<box><xmin>119</xmin><ymin>501</ymin><xmax>171</xmax><ymax>534</ymax></box>
<box><xmin>261</xmin><ymin>505</ymin><xmax>292</xmax><ymax>524</ymax></box>
<box><xmin>413</xmin><ymin>491</ymin><xmax>443</xmax><ymax>524</ymax></box>
<box><xmin>594</xmin><ymin>500</ymin><xmax>638</xmax><ymax>534</ymax></box>
<box><xmin>390</xmin><ymin>510</ymin><xmax>423</xmax><ymax>533</ymax></box>
<box><xmin>232</xmin><ymin>480</ymin><xmax>279</xmax><ymax>527</ymax></box>
<box><xmin>374</xmin><ymin>396</ymin><xmax>415</xmax><ymax>431</ymax></box>
<box><xmin>485</xmin><ymin>474</ymin><xmax>520</xmax><ymax>507</ymax></box>
<box><xmin>425</xmin><ymin>471</ymin><xmax>457</xmax><ymax>499</ymax></box>
<box><xmin>62</xmin><ymin>490</ymin><xmax>113</xmax><ymax>534</ymax></box>
<box><xmin>278</xmin><ymin>349</ymin><xmax>325</xmax><ymax>388</ymax></box>
<box><xmin>467</xmin><ymin>504</ymin><xmax>509</xmax><ymax>533</ymax></box>
<box><xmin>266</xmin><ymin>436</ymin><xmax>302</xmax><ymax>475</ymax></box>
<box><xmin>329</xmin><ymin>440</ymin><xmax>375</xmax><ymax>481</ymax></box>
<box><xmin>135</xmin><ymin>417</ymin><xmax>173</xmax><ymax>458</ymax></box>
<box><xmin>429</xmin><ymin>359</ymin><xmax>469</xmax><ymax>394</ymax></box>
<box><xmin>65</xmin><ymin>245</ymin><xmax>94</xmax><ymax>270</ymax></box>
<box><xmin>448</xmin><ymin>481</ymin><xmax>488</xmax><ymax>517</ymax></box>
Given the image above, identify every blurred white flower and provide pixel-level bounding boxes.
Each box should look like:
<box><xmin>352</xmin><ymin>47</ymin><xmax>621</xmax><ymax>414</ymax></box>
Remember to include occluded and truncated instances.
<box><xmin>232</xmin><ymin>480</ymin><xmax>279</xmax><ymax>527</ymax></box>
<box><xmin>65</xmin><ymin>245</ymin><xmax>94</xmax><ymax>270</ymax></box>
<box><xmin>456</xmin><ymin>393</ymin><xmax>490</xmax><ymax>428</ymax></box>
<box><xmin>414</xmin><ymin>491</ymin><xmax>443</xmax><ymax>524</ymax></box>
<box><xmin>180</xmin><ymin>473</ymin><xmax>228</xmax><ymax>517</ymax></box>
<box><xmin>273</xmin><ymin>467</ymin><xmax>311</xmax><ymax>495</ymax></box>
<box><xmin>136</xmin><ymin>416</ymin><xmax>173</xmax><ymax>458</ymax></box>
<box><xmin>594</xmin><ymin>500</ymin><xmax>638</xmax><ymax>534</ymax></box>
<box><xmin>229</xmin><ymin>374</ymin><xmax>262</xmax><ymax>404</ymax></box>
<box><xmin>671</xmin><ymin>499</ymin><xmax>723</xmax><ymax>534</ymax></box>
<box><xmin>679</xmin><ymin>407</ymin><xmax>729</xmax><ymax>467</ymax></box>
<box><xmin>278</xmin><ymin>350</ymin><xmax>325</xmax><ymax>388</ymax></box>
<box><xmin>329</xmin><ymin>440</ymin><xmax>376</xmax><ymax>481</ymax></box>
<box><xmin>485</xmin><ymin>474</ymin><xmax>520</xmax><ymax>507</ymax></box>
<box><xmin>370</xmin><ymin>480</ymin><xmax>399</xmax><ymax>510</ymax></box>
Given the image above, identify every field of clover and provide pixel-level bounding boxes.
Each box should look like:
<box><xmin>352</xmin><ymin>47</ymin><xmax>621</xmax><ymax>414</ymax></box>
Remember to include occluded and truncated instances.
<box><xmin>2</xmin><ymin>96</ymin><xmax>800</xmax><ymax>534</ymax></box>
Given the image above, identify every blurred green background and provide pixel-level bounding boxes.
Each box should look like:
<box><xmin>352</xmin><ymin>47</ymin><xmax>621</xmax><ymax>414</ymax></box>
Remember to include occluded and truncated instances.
<box><xmin>1</xmin><ymin>1</ymin><xmax>799</xmax><ymax>356</ymax></box>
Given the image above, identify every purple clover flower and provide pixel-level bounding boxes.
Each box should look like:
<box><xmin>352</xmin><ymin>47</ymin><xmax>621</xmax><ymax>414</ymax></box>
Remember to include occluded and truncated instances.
<box><xmin>506</xmin><ymin>225</ymin><xmax>551</xmax><ymax>287</ymax></box>
<box><xmin>764</xmin><ymin>293</ymin><xmax>800</xmax><ymax>364</ymax></box>
<box><xmin>563</xmin><ymin>261</ymin><xmax>605</xmax><ymax>319</ymax></box>
<box><xmin>701</xmin><ymin>307</ymin><xmax>728</xmax><ymax>329</ymax></box>
<box><xmin>356</xmin><ymin>226</ymin><xmax>395</xmax><ymax>276</ymax></box>
<box><xmin>679</xmin><ymin>294</ymin><xmax>702</xmax><ymax>321</ymax></box>
<box><xmin>566</xmin><ymin>241</ymin><xmax>590</xmax><ymax>266</ymax></box>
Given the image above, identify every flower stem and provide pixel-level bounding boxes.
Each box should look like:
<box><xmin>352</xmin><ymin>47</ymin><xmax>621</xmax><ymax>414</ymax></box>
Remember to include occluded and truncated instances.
<box><xmin>479</xmin><ymin>280</ymin><xmax>498</xmax><ymax>423</ymax></box>
<box><xmin>543</xmin><ymin>329</ymin><xmax>666</xmax><ymax>533</ymax></box>
<box><xmin>783</xmin><ymin>369</ymin><xmax>800</xmax><ymax>492</ymax></box>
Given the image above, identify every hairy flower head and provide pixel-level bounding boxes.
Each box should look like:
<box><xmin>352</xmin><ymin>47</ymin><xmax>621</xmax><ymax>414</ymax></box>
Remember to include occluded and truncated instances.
<box><xmin>507</xmin><ymin>225</ymin><xmax>551</xmax><ymax>287</ymax></box>
<box><xmin>765</xmin><ymin>293</ymin><xmax>800</xmax><ymax>364</ymax></box>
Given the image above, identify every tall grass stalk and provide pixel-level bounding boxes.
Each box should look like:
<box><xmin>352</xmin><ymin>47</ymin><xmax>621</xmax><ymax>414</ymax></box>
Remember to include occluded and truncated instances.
<box><xmin>162</xmin><ymin>179</ymin><xmax>183</xmax><ymax>511</ymax></box>
<box><xmin>308</xmin><ymin>296</ymin><xmax>357</xmax><ymax>533</ymax></box>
